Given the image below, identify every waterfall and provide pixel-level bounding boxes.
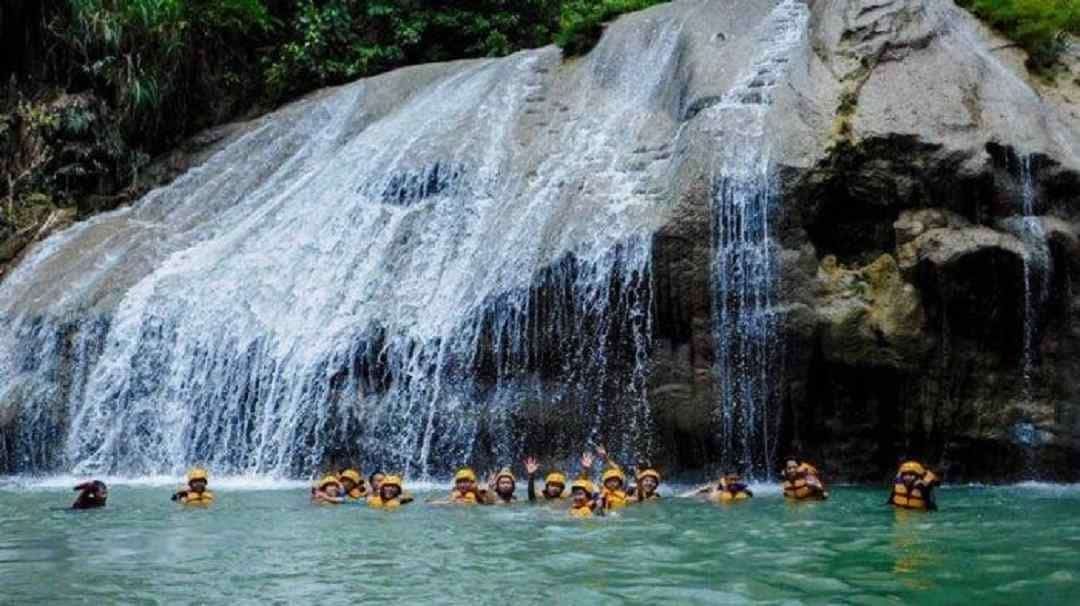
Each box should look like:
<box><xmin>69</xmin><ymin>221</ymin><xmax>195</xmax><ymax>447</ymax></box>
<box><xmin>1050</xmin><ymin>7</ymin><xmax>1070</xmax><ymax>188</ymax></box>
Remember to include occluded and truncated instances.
<box><xmin>1017</xmin><ymin>156</ymin><xmax>1051</xmax><ymax>398</ymax></box>
<box><xmin>0</xmin><ymin>16</ymin><xmax>696</xmax><ymax>476</ymax></box>
<box><xmin>706</xmin><ymin>0</ymin><xmax>808</xmax><ymax>478</ymax></box>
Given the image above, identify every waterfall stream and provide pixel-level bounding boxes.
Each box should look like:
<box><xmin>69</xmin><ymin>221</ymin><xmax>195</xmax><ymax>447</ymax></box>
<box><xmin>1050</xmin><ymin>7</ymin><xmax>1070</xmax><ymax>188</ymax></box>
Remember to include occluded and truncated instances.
<box><xmin>706</xmin><ymin>0</ymin><xmax>808</xmax><ymax>478</ymax></box>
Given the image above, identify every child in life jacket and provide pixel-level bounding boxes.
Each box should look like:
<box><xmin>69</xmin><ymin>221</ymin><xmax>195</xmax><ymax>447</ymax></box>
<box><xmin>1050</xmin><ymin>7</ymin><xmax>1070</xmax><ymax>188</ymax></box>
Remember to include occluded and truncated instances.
<box><xmin>172</xmin><ymin>468</ymin><xmax>215</xmax><ymax>506</ymax></box>
<box><xmin>589</xmin><ymin>447</ymin><xmax>628</xmax><ymax>511</ymax></box>
<box><xmin>312</xmin><ymin>475</ymin><xmax>345</xmax><ymax>505</ymax></box>
<box><xmin>629</xmin><ymin>468</ymin><xmax>662</xmax><ymax>502</ymax></box>
<box><xmin>338</xmin><ymin>469</ymin><xmax>367</xmax><ymax>501</ymax></box>
<box><xmin>367</xmin><ymin>475</ymin><xmax>413</xmax><ymax>509</ymax></box>
<box><xmin>483</xmin><ymin>468</ymin><xmax>519</xmax><ymax>505</ymax></box>
<box><xmin>431</xmin><ymin>468</ymin><xmax>485</xmax><ymax>505</ymax></box>
<box><xmin>524</xmin><ymin>456</ymin><xmax>568</xmax><ymax>504</ymax></box>
<box><xmin>781</xmin><ymin>456</ymin><xmax>828</xmax><ymax>501</ymax></box>
<box><xmin>888</xmin><ymin>461</ymin><xmax>939</xmax><ymax>511</ymax></box>
<box><xmin>569</xmin><ymin>479</ymin><xmax>600</xmax><ymax>518</ymax></box>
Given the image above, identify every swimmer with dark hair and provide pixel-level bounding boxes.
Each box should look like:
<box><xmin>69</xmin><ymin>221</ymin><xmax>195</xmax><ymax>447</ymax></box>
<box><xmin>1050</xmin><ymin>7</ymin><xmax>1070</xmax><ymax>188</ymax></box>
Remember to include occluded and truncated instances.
<box><xmin>72</xmin><ymin>481</ymin><xmax>108</xmax><ymax>509</ymax></box>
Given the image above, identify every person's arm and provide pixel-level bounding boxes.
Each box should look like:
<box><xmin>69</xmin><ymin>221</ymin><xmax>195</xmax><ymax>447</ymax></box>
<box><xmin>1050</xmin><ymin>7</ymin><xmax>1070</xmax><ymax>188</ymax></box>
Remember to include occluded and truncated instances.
<box><xmin>677</xmin><ymin>483</ymin><xmax>712</xmax><ymax>498</ymax></box>
<box><xmin>171</xmin><ymin>490</ymin><xmax>187</xmax><ymax>502</ymax></box>
<box><xmin>525</xmin><ymin>457</ymin><xmax>539</xmax><ymax>502</ymax></box>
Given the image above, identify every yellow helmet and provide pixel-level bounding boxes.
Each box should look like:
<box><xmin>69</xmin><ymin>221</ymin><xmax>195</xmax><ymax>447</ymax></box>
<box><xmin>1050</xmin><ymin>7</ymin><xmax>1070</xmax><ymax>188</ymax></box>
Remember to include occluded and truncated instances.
<box><xmin>318</xmin><ymin>475</ymin><xmax>342</xmax><ymax>490</ymax></box>
<box><xmin>454</xmin><ymin>468</ymin><xmax>477</xmax><ymax>483</ymax></box>
<box><xmin>340</xmin><ymin>469</ymin><xmax>362</xmax><ymax>484</ymax></box>
<box><xmin>186</xmin><ymin>468</ymin><xmax>209</xmax><ymax>484</ymax></box>
<box><xmin>636</xmin><ymin>468</ymin><xmax>661</xmax><ymax>483</ymax></box>
<box><xmin>381</xmin><ymin>475</ymin><xmax>403</xmax><ymax>490</ymax></box>
<box><xmin>898</xmin><ymin>461</ymin><xmax>926</xmax><ymax>476</ymax></box>
<box><xmin>495</xmin><ymin>468</ymin><xmax>516</xmax><ymax>483</ymax></box>
<box><xmin>571</xmin><ymin>479</ymin><xmax>595</xmax><ymax>493</ymax></box>
<box><xmin>601</xmin><ymin>468</ymin><xmax>626</xmax><ymax>484</ymax></box>
<box><xmin>545</xmin><ymin>472</ymin><xmax>567</xmax><ymax>486</ymax></box>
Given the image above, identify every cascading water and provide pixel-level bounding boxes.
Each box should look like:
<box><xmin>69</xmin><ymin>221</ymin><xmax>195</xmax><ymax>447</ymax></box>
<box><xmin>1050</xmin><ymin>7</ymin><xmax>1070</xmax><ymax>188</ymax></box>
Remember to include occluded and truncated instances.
<box><xmin>0</xmin><ymin>16</ymin><xmax>699</xmax><ymax>476</ymax></box>
<box><xmin>1016</xmin><ymin>155</ymin><xmax>1051</xmax><ymax>398</ymax></box>
<box><xmin>705</xmin><ymin>0</ymin><xmax>808</xmax><ymax>479</ymax></box>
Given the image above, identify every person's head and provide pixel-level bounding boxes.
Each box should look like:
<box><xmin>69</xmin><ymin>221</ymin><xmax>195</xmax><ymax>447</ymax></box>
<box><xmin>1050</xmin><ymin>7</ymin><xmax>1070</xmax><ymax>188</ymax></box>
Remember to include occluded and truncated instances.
<box><xmin>318</xmin><ymin>476</ymin><xmax>342</xmax><ymax>497</ymax></box>
<box><xmin>722</xmin><ymin>472</ymin><xmax>743</xmax><ymax>490</ymax></box>
<box><xmin>339</xmin><ymin>469</ymin><xmax>362</xmax><ymax>493</ymax></box>
<box><xmin>544</xmin><ymin>472</ymin><xmax>567</xmax><ymax>498</ymax></box>
<box><xmin>898</xmin><ymin>461</ymin><xmax>925</xmax><ymax>485</ymax></box>
<box><xmin>380</xmin><ymin>475</ymin><xmax>403</xmax><ymax>500</ymax></box>
<box><xmin>571</xmin><ymin>480</ymin><xmax>593</xmax><ymax>507</ymax></box>
<box><xmin>783</xmin><ymin>457</ymin><xmax>800</xmax><ymax>479</ymax></box>
<box><xmin>602</xmin><ymin>468</ymin><xmax>625</xmax><ymax>492</ymax></box>
<box><xmin>74</xmin><ymin>480</ymin><xmax>108</xmax><ymax>503</ymax></box>
<box><xmin>454</xmin><ymin>468</ymin><xmax>477</xmax><ymax>493</ymax></box>
<box><xmin>187</xmin><ymin>468</ymin><xmax>209</xmax><ymax>493</ymax></box>
<box><xmin>636</xmin><ymin>469</ymin><xmax>661</xmax><ymax>495</ymax></box>
<box><xmin>494</xmin><ymin>469</ymin><xmax>515</xmax><ymax>497</ymax></box>
<box><xmin>369</xmin><ymin>472</ymin><xmax>386</xmax><ymax>492</ymax></box>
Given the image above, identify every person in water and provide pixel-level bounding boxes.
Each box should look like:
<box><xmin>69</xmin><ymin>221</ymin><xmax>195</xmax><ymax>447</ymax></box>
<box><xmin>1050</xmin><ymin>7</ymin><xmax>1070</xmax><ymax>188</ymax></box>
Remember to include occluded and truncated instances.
<box><xmin>483</xmin><ymin>468</ymin><xmax>518</xmax><ymax>504</ymax></box>
<box><xmin>525</xmin><ymin>456</ymin><xmax>567</xmax><ymax>503</ymax></box>
<box><xmin>781</xmin><ymin>456</ymin><xmax>828</xmax><ymax>501</ymax></box>
<box><xmin>569</xmin><ymin>479</ymin><xmax>601</xmax><ymax>518</ymax></box>
<box><xmin>431</xmin><ymin>468</ymin><xmax>486</xmax><ymax>504</ymax></box>
<box><xmin>172</xmin><ymin>468</ymin><xmax>215</xmax><ymax>505</ymax></box>
<box><xmin>711</xmin><ymin>473</ymin><xmax>753</xmax><ymax>502</ymax></box>
<box><xmin>629</xmin><ymin>468</ymin><xmax>662</xmax><ymax>501</ymax></box>
<box><xmin>589</xmin><ymin>447</ymin><xmax>629</xmax><ymax>510</ymax></box>
<box><xmin>369</xmin><ymin>471</ymin><xmax>386</xmax><ymax>495</ymax></box>
<box><xmin>888</xmin><ymin>460</ymin><xmax>939</xmax><ymax>511</ymax></box>
<box><xmin>312</xmin><ymin>475</ymin><xmax>345</xmax><ymax>505</ymax></box>
<box><xmin>338</xmin><ymin>469</ymin><xmax>366</xmax><ymax>501</ymax></box>
<box><xmin>367</xmin><ymin>474</ymin><xmax>412</xmax><ymax>509</ymax></box>
<box><xmin>72</xmin><ymin>480</ymin><xmax>107</xmax><ymax>509</ymax></box>
<box><xmin>681</xmin><ymin>472</ymin><xmax>754</xmax><ymax>502</ymax></box>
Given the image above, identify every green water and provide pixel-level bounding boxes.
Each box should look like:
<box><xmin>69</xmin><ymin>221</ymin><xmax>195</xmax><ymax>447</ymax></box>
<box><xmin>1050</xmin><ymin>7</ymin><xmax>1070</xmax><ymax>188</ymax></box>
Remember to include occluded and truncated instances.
<box><xmin>1</xmin><ymin>483</ymin><xmax>1077</xmax><ymax>604</ymax></box>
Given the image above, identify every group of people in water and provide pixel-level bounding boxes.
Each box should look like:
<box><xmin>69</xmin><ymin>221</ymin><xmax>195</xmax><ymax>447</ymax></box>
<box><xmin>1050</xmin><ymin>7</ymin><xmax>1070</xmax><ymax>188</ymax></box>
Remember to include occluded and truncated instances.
<box><xmin>71</xmin><ymin>448</ymin><xmax>941</xmax><ymax>514</ymax></box>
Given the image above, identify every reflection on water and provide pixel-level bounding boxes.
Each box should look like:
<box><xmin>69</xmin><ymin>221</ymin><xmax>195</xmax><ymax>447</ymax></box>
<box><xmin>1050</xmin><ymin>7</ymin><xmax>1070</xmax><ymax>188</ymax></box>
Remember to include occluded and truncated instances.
<box><xmin>0</xmin><ymin>486</ymin><xmax>1077</xmax><ymax>604</ymax></box>
<box><xmin>891</xmin><ymin>509</ymin><xmax>938</xmax><ymax>591</ymax></box>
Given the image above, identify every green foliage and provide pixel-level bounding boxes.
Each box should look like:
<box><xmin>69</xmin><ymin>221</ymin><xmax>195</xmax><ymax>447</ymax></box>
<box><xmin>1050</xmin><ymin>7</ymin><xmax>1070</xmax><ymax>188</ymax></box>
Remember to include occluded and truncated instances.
<box><xmin>556</xmin><ymin>0</ymin><xmax>669</xmax><ymax>56</ymax></box>
<box><xmin>264</xmin><ymin>1</ymin><xmax>563</xmax><ymax>102</ymax></box>
<box><xmin>52</xmin><ymin>0</ymin><xmax>273</xmax><ymax>142</ymax></box>
<box><xmin>958</xmin><ymin>0</ymin><xmax>1080</xmax><ymax>70</ymax></box>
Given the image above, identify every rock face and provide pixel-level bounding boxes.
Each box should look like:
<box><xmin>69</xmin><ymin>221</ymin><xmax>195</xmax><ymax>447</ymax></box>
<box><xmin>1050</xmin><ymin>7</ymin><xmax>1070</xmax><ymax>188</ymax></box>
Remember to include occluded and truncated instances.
<box><xmin>2</xmin><ymin>0</ymin><xmax>1079</xmax><ymax>481</ymax></box>
<box><xmin>647</xmin><ymin>0</ymin><xmax>1080</xmax><ymax>481</ymax></box>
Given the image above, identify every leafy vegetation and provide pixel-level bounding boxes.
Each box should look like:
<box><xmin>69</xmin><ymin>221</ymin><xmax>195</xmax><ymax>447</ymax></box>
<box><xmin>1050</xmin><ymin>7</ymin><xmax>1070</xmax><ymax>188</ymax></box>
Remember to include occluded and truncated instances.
<box><xmin>957</xmin><ymin>0</ymin><xmax>1080</xmax><ymax>70</ymax></box>
<box><xmin>557</xmin><ymin>0</ymin><xmax>669</xmax><ymax>56</ymax></box>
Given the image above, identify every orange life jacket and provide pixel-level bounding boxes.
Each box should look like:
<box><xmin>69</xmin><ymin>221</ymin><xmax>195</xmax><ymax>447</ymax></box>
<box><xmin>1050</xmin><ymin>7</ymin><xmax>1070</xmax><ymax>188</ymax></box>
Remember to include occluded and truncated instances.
<box><xmin>890</xmin><ymin>482</ymin><xmax>930</xmax><ymax>510</ymax></box>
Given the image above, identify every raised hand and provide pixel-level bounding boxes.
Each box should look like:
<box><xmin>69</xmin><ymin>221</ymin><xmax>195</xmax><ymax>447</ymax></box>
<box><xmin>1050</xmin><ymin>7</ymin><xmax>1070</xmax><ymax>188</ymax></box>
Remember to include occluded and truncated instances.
<box><xmin>581</xmin><ymin>452</ymin><xmax>595</xmax><ymax>470</ymax></box>
<box><xmin>524</xmin><ymin>456</ymin><xmax>539</xmax><ymax>476</ymax></box>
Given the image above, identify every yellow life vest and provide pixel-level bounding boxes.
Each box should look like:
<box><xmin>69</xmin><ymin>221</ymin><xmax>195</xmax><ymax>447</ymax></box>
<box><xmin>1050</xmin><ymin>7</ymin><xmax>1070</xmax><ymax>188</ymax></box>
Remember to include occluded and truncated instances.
<box><xmin>602</xmin><ymin>489</ymin><xmax>628</xmax><ymax>510</ymax></box>
<box><xmin>715</xmin><ymin>490</ymin><xmax>751</xmax><ymax>502</ymax></box>
<box><xmin>570</xmin><ymin>504</ymin><xmax>593</xmax><ymax>518</ymax></box>
<box><xmin>367</xmin><ymin>496</ymin><xmax>401</xmax><ymax>510</ymax></box>
<box><xmin>783</xmin><ymin>477</ymin><xmax>824</xmax><ymax>500</ymax></box>
<box><xmin>450</xmin><ymin>490</ymin><xmax>478</xmax><ymax>504</ymax></box>
<box><xmin>181</xmin><ymin>490</ymin><xmax>214</xmax><ymax>505</ymax></box>
<box><xmin>890</xmin><ymin>483</ymin><xmax>929</xmax><ymax>510</ymax></box>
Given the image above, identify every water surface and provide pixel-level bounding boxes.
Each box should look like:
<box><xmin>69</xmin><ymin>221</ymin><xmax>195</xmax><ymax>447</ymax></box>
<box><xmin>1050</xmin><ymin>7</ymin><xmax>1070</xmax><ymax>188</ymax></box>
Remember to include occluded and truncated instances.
<box><xmin>1</xmin><ymin>483</ymin><xmax>1077</xmax><ymax>604</ymax></box>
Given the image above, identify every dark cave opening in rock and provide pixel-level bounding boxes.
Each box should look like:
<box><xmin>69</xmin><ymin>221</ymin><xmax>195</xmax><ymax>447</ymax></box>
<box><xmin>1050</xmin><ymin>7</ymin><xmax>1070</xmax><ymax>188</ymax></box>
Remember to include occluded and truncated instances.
<box><xmin>918</xmin><ymin>247</ymin><xmax>1028</xmax><ymax>365</ymax></box>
